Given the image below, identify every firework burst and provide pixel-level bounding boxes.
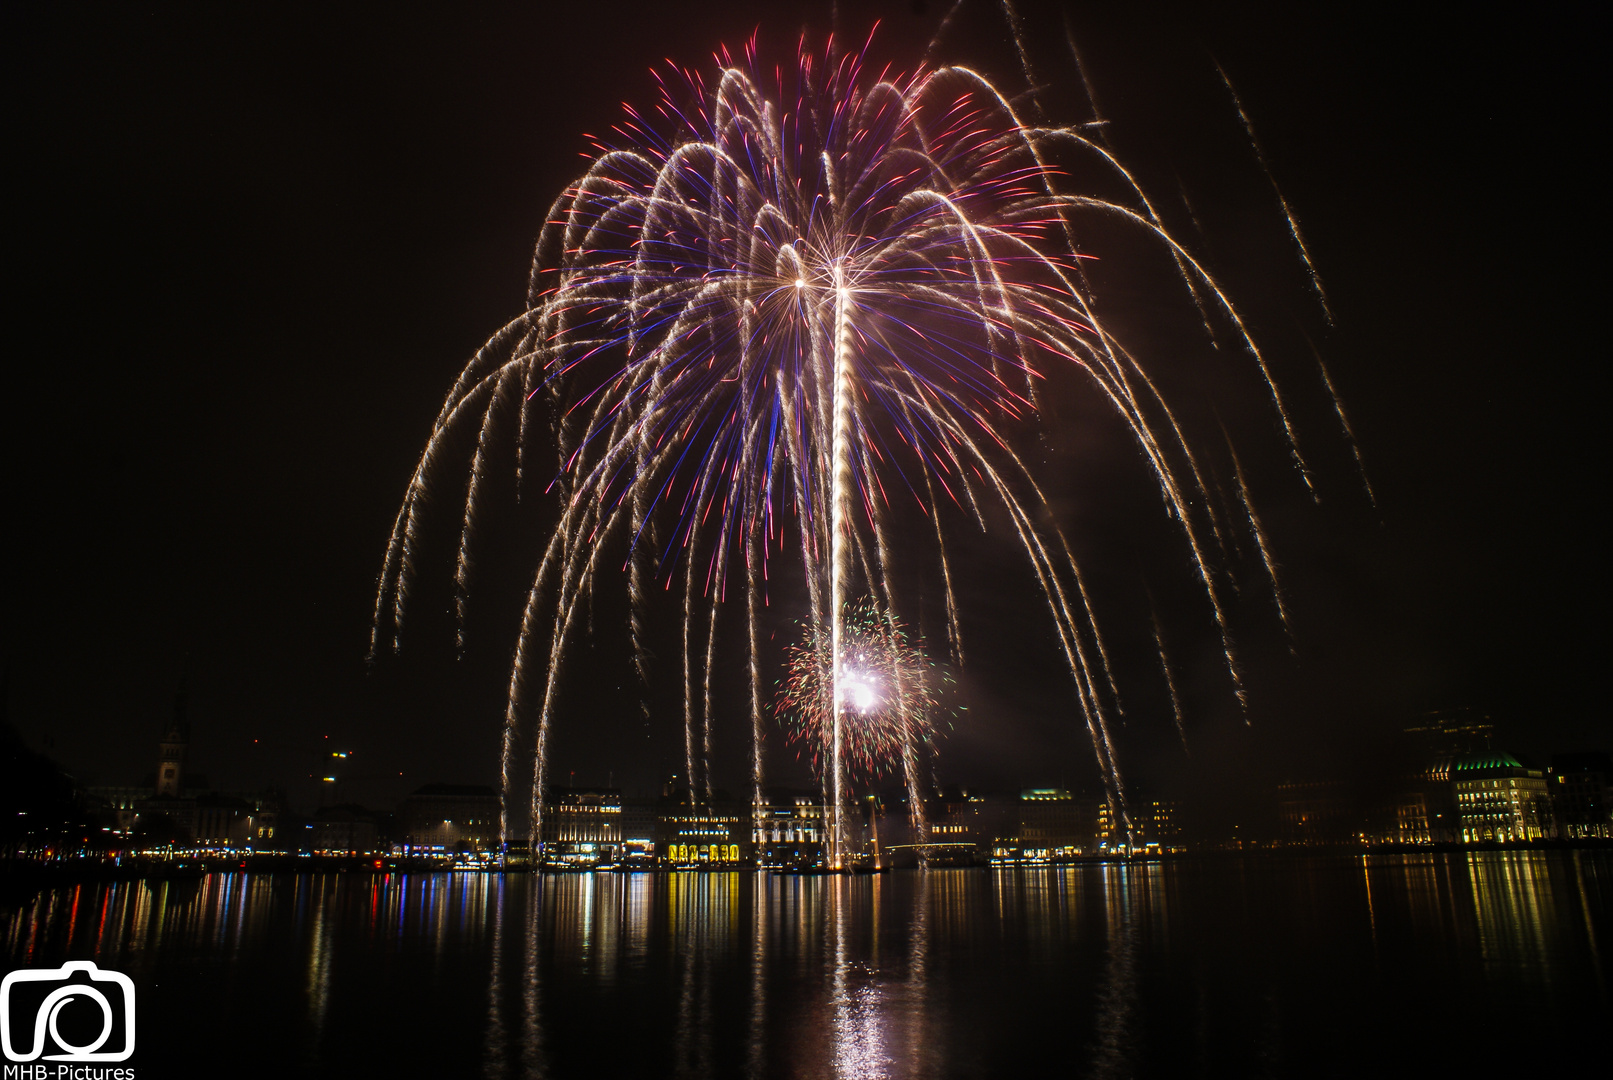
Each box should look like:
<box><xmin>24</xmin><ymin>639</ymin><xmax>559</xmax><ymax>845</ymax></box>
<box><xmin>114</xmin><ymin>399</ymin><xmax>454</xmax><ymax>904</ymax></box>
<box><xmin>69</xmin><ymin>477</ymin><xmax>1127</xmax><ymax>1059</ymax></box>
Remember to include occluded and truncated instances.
<box><xmin>778</xmin><ymin>600</ymin><xmax>947</xmax><ymax>854</ymax></box>
<box><xmin>777</xmin><ymin>601</ymin><xmax>946</xmax><ymax>778</ymax></box>
<box><xmin>373</xmin><ymin>25</ymin><xmax>1351</xmax><ymax>864</ymax></box>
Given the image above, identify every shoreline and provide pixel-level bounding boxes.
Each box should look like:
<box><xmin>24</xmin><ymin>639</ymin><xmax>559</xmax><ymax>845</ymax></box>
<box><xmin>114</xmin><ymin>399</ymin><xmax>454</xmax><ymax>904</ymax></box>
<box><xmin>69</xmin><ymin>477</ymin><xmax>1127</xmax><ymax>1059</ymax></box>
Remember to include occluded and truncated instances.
<box><xmin>5</xmin><ymin>839</ymin><xmax>1610</xmax><ymax>900</ymax></box>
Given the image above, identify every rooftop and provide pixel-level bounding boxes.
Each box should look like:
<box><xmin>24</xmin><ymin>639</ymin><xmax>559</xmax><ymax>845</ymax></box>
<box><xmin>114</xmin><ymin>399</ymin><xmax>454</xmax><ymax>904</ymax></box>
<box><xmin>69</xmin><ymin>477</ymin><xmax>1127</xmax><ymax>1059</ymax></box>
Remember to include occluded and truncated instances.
<box><xmin>1453</xmin><ymin>752</ymin><xmax>1524</xmax><ymax>772</ymax></box>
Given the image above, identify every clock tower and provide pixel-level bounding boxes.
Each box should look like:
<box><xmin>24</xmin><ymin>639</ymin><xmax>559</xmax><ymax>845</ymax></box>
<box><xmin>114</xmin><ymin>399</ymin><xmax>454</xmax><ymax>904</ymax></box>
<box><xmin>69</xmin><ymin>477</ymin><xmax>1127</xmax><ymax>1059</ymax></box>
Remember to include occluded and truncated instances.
<box><xmin>156</xmin><ymin>687</ymin><xmax>189</xmax><ymax>797</ymax></box>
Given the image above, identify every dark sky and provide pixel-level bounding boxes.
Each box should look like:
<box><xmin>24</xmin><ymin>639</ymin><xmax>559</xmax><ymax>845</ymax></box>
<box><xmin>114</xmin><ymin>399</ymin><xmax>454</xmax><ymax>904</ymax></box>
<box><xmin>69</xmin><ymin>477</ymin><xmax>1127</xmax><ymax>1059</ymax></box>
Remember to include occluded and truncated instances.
<box><xmin>5</xmin><ymin>1</ymin><xmax>1602</xmax><ymax>815</ymax></box>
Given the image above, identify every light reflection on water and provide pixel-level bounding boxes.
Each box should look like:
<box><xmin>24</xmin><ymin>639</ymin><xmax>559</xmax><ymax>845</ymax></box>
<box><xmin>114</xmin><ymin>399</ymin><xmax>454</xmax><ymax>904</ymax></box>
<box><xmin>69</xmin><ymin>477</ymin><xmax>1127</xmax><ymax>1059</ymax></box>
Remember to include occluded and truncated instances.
<box><xmin>4</xmin><ymin>852</ymin><xmax>1608</xmax><ymax>1078</ymax></box>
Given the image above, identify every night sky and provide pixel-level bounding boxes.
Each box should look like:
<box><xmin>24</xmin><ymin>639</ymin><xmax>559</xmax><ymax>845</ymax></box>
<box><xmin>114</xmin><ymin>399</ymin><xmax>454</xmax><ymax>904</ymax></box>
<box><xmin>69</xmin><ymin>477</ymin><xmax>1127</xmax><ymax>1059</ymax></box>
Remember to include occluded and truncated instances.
<box><xmin>5</xmin><ymin>1</ymin><xmax>1601</xmax><ymax>818</ymax></box>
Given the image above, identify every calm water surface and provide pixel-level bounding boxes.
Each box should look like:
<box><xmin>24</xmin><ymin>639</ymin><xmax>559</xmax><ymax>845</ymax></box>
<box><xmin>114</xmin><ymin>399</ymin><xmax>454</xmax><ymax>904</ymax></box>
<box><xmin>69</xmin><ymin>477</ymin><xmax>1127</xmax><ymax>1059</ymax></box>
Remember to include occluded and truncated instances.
<box><xmin>4</xmin><ymin>852</ymin><xmax>1608</xmax><ymax>1078</ymax></box>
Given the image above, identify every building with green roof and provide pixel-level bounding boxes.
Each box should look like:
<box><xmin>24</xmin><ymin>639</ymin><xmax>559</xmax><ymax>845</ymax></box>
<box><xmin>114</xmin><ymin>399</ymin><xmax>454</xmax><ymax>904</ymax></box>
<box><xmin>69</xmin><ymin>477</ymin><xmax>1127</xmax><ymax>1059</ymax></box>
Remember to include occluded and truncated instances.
<box><xmin>1452</xmin><ymin>752</ymin><xmax>1551</xmax><ymax>842</ymax></box>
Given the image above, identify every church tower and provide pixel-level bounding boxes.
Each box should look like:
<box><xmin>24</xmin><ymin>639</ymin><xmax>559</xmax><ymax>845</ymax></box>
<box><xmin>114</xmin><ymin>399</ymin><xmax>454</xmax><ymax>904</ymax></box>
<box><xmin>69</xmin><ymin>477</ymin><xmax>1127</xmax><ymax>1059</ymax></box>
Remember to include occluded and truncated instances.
<box><xmin>156</xmin><ymin>686</ymin><xmax>189</xmax><ymax>797</ymax></box>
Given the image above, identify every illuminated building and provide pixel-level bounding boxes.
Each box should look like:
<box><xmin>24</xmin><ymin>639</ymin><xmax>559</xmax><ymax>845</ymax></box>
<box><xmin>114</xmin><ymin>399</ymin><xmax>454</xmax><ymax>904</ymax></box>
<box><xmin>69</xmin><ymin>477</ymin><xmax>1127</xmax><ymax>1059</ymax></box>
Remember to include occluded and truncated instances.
<box><xmin>1097</xmin><ymin>797</ymin><xmax>1183</xmax><ymax>854</ymax></box>
<box><xmin>156</xmin><ymin>691</ymin><xmax>189</xmax><ymax>797</ymax></box>
<box><xmin>990</xmin><ymin>789</ymin><xmax>1096</xmax><ymax>862</ymax></box>
<box><xmin>1453</xmin><ymin>752</ymin><xmax>1551</xmax><ymax>842</ymax></box>
<box><xmin>660</xmin><ymin>814</ymin><xmax>747</xmax><ymax>865</ymax></box>
<box><xmin>753</xmin><ymin>788</ymin><xmax>825</xmax><ymax>865</ymax></box>
<box><xmin>657</xmin><ymin>795</ymin><xmax>750</xmax><ymax>866</ymax></box>
<box><xmin>398</xmin><ymin>783</ymin><xmax>501</xmax><ymax>855</ymax></box>
<box><xmin>542</xmin><ymin>787</ymin><xmax>623</xmax><ymax>865</ymax></box>
<box><xmin>929</xmin><ymin>787</ymin><xmax>1006</xmax><ymax>841</ymax></box>
<box><xmin>882</xmin><ymin>788</ymin><xmax>1005</xmax><ymax>865</ymax></box>
<box><xmin>1546</xmin><ymin>752</ymin><xmax>1612</xmax><ymax>840</ymax></box>
<box><xmin>1017</xmin><ymin>788</ymin><xmax>1095</xmax><ymax>854</ymax></box>
<box><xmin>620</xmin><ymin>797</ymin><xmax>658</xmax><ymax>862</ymax></box>
<box><xmin>1391</xmin><ymin>760</ymin><xmax>1458</xmax><ymax>844</ymax></box>
<box><xmin>194</xmin><ymin>793</ymin><xmax>277</xmax><ymax>848</ymax></box>
<box><xmin>87</xmin><ymin>785</ymin><xmax>154</xmax><ymax>835</ymax></box>
<box><xmin>86</xmin><ymin>701</ymin><xmax>279</xmax><ymax>852</ymax></box>
<box><xmin>125</xmin><ymin>690</ymin><xmax>209</xmax><ymax>839</ymax></box>
<box><xmin>309</xmin><ymin>804</ymin><xmax>378</xmax><ymax>855</ymax></box>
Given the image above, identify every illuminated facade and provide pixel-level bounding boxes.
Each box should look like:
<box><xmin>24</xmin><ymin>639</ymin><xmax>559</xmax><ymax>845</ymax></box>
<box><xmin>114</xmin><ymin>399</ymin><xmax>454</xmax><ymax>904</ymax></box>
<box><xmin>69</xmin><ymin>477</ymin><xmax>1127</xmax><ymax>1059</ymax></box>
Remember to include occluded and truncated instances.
<box><xmin>1392</xmin><ymin>761</ymin><xmax>1459</xmax><ymax>844</ymax></box>
<box><xmin>542</xmin><ymin>788</ymin><xmax>623</xmax><ymax>865</ymax></box>
<box><xmin>1097</xmin><ymin>798</ymin><xmax>1183</xmax><ymax>853</ymax></box>
<box><xmin>156</xmin><ymin>692</ymin><xmax>189</xmax><ymax>797</ymax></box>
<box><xmin>1453</xmin><ymin>753</ymin><xmax>1551</xmax><ymax>842</ymax></box>
<box><xmin>658</xmin><ymin>799</ymin><xmax>750</xmax><ymax>865</ymax></box>
<box><xmin>990</xmin><ymin>789</ymin><xmax>1096</xmax><ymax>862</ymax></box>
<box><xmin>930</xmin><ymin>788</ymin><xmax>1008</xmax><ymax>842</ymax></box>
<box><xmin>88</xmin><ymin>785</ymin><xmax>153</xmax><ymax>834</ymax></box>
<box><xmin>620</xmin><ymin>798</ymin><xmax>658</xmax><ymax>861</ymax></box>
<box><xmin>753</xmin><ymin>789</ymin><xmax>825</xmax><ymax>865</ymax></box>
<box><xmin>1374</xmin><ymin>760</ymin><xmax>1464</xmax><ymax>857</ymax></box>
<box><xmin>193</xmin><ymin>793</ymin><xmax>277</xmax><ymax>848</ymax></box>
<box><xmin>398</xmin><ymin>783</ymin><xmax>501</xmax><ymax>854</ymax></box>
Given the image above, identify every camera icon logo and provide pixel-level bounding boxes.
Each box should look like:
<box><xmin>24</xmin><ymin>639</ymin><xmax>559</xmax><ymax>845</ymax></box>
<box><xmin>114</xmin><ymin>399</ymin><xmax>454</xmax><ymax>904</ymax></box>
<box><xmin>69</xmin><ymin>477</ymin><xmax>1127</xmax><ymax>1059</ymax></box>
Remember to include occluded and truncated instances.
<box><xmin>2</xmin><ymin>961</ymin><xmax>136</xmax><ymax>1062</ymax></box>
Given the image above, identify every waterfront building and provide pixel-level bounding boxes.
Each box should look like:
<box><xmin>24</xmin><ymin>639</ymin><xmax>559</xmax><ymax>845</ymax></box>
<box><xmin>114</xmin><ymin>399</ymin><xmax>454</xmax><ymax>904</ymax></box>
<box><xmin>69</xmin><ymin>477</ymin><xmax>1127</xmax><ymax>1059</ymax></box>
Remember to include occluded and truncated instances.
<box><xmin>87</xmin><ymin>785</ymin><xmax>158</xmax><ymax>835</ymax></box>
<box><xmin>889</xmin><ymin>788</ymin><xmax>1002</xmax><ymax>864</ymax></box>
<box><xmin>193</xmin><ymin>793</ymin><xmax>276</xmax><ymax>848</ymax></box>
<box><xmin>123</xmin><ymin>691</ymin><xmax>211</xmax><ymax>837</ymax></box>
<box><xmin>79</xmin><ymin>787</ymin><xmax>280</xmax><ymax>853</ymax></box>
<box><xmin>620</xmin><ymin>797</ymin><xmax>658</xmax><ymax>861</ymax></box>
<box><xmin>398</xmin><ymin>783</ymin><xmax>501</xmax><ymax>854</ymax></box>
<box><xmin>1097</xmin><ymin>797</ymin><xmax>1184</xmax><ymax>853</ymax></box>
<box><xmin>753</xmin><ymin>788</ymin><xmax>824</xmax><ymax>866</ymax></box>
<box><xmin>1453</xmin><ymin>752</ymin><xmax>1551</xmax><ymax>842</ymax></box>
<box><xmin>654</xmin><ymin>796</ymin><xmax>748</xmax><ymax>870</ymax></box>
<box><xmin>1276</xmin><ymin>780</ymin><xmax>1355</xmax><ymax>845</ymax></box>
<box><xmin>1390</xmin><ymin>760</ymin><xmax>1459</xmax><ymax>844</ymax></box>
<box><xmin>657</xmin><ymin>795</ymin><xmax>750</xmax><ymax>866</ymax></box>
<box><xmin>1018</xmin><ymin>788</ymin><xmax>1096</xmax><ymax>854</ymax></box>
<box><xmin>1546</xmin><ymin>752</ymin><xmax>1612</xmax><ymax>839</ymax></box>
<box><xmin>542</xmin><ymin>787</ymin><xmax>623</xmax><ymax>865</ymax></box>
<box><xmin>990</xmin><ymin>789</ymin><xmax>1096</xmax><ymax>862</ymax></box>
<box><xmin>85</xmin><ymin>703</ymin><xmax>279</xmax><ymax>851</ymax></box>
<box><xmin>930</xmin><ymin>787</ymin><xmax>1010</xmax><ymax>843</ymax></box>
<box><xmin>309</xmin><ymin>804</ymin><xmax>380</xmax><ymax>855</ymax></box>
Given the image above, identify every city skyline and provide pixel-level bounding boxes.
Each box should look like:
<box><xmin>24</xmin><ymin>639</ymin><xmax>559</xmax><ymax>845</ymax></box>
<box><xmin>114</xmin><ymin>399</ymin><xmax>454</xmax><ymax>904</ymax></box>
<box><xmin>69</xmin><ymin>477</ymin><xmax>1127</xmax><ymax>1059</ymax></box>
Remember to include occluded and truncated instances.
<box><xmin>23</xmin><ymin>689</ymin><xmax>1607</xmax><ymax>855</ymax></box>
